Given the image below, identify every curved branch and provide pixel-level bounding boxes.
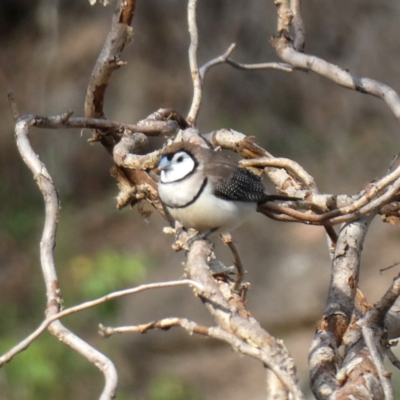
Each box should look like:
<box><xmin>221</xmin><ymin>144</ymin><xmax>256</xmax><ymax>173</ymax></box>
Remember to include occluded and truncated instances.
<box><xmin>272</xmin><ymin>1</ymin><xmax>400</xmax><ymax>122</ymax></box>
<box><xmin>14</xmin><ymin>115</ymin><xmax>118</xmax><ymax>400</ymax></box>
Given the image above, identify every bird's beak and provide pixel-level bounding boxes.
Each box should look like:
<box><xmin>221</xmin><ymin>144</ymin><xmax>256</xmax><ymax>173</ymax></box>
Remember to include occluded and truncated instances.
<box><xmin>158</xmin><ymin>156</ymin><xmax>171</xmax><ymax>171</ymax></box>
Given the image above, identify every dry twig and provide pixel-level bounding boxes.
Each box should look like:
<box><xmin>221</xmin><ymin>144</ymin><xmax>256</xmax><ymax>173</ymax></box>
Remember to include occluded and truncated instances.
<box><xmin>0</xmin><ymin>279</ymin><xmax>203</xmax><ymax>367</ymax></box>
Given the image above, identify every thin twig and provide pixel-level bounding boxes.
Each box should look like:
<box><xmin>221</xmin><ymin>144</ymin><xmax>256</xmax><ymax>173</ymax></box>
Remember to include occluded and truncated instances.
<box><xmin>0</xmin><ymin>279</ymin><xmax>203</xmax><ymax>367</ymax></box>
<box><xmin>199</xmin><ymin>43</ymin><xmax>237</xmax><ymax>79</ymax></box>
<box><xmin>362</xmin><ymin>326</ymin><xmax>394</xmax><ymax>400</ymax></box>
<box><xmin>380</xmin><ymin>262</ymin><xmax>400</xmax><ymax>274</ymax></box>
<box><xmin>220</xmin><ymin>233</ymin><xmax>245</xmax><ymax>291</ymax></box>
<box><xmin>226</xmin><ymin>59</ymin><xmax>293</xmax><ymax>72</ymax></box>
<box><xmin>187</xmin><ymin>0</ymin><xmax>202</xmax><ymax>126</ymax></box>
<box><xmin>7</xmin><ymin>91</ymin><xmax>19</xmax><ymax>121</ymax></box>
<box><xmin>101</xmin><ymin>313</ymin><xmax>303</xmax><ymax>399</ymax></box>
<box><xmin>262</xmin><ymin>168</ymin><xmax>400</xmax><ymax>226</ymax></box>
<box><xmin>99</xmin><ymin>317</ymin><xmax>209</xmax><ymax>337</ymax></box>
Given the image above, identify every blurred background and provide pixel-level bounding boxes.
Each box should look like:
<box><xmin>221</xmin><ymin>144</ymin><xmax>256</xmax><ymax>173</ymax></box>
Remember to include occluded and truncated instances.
<box><xmin>1</xmin><ymin>0</ymin><xmax>400</xmax><ymax>399</ymax></box>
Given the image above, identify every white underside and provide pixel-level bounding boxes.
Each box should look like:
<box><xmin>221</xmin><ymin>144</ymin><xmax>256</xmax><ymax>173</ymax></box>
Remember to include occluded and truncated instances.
<box><xmin>159</xmin><ymin>177</ymin><xmax>256</xmax><ymax>233</ymax></box>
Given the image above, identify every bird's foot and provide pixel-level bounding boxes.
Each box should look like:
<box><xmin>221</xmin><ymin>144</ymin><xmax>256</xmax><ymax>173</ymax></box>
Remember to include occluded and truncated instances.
<box><xmin>186</xmin><ymin>228</ymin><xmax>217</xmax><ymax>248</ymax></box>
<box><xmin>208</xmin><ymin>259</ymin><xmax>236</xmax><ymax>280</ymax></box>
<box><xmin>170</xmin><ymin>226</ymin><xmax>189</xmax><ymax>251</ymax></box>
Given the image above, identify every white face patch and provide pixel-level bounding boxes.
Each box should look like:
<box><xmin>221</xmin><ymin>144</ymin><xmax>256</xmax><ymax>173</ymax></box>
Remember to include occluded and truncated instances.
<box><xmin>159</xmin><ymin>151</ymin><xmax>196</xmax><ymax>183</ymax></box>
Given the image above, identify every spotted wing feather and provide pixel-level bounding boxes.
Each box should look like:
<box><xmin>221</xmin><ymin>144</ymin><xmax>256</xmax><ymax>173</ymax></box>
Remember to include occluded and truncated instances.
<box><xmin>205</xmin><ymin>160</ymin><xmax>268</xmax><ymax>203</ymax></box>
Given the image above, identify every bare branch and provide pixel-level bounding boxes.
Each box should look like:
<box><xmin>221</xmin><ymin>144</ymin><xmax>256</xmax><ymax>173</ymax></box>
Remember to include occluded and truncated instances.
<box><xmin>275</xmin><ymin>0</ymin><xmax>293</xmax><ymax>34</ymax></box>
<box><xmin>199</xmin><ymin>43</ymin><xmax>237</xmax><ymax>79</ymax></box>
<box><xmin>220</xmin><ymin>233</ymin><xmax>245</xmax><ymax>290</ymax></box>
<box><xmin>186</xmin><ymin>240</ymin><xmax>304</xmax><ymax>399</ymax></box>
<box><xmin>32</xmin><ymin>114</ymin><xmax>179</xmax><ymax>136</ymax></box>
<box><xmin>333</xmin><ymin>277</ymin><xmax>400</xmax><ymax>399</ymax></box>
<box><xmin>272</xmin><ymin>1</ymin><xmax>400</xmax><ymax>122</ymax></box>
<box><xmin>362</xmin><ymin>326</ymin><xmax>394</xmax><ymax>400</ymax></box>
<box><xmin>226</xmin><ymin>59</ymin><xmax>293</xmax><ymax>72</ymax></box>
<box><xmin>240</xmin><ymin>157</ymin><xmax>318</xmax><ymax>192</ymax></box>
<box><xmin>0</xmin><ymin>279</ymin><xmax>203</xmax><ymax>367</ymax></box>
<box><xmin>309</xmin><ymin>215</ymin><xmax>374</xmax><ymax>399</ymax></box>
<box><xmin>379</xmin><ymin>274</ymin><xmax>400</xmax><ymax>339</ymax></box>
<box><xmin>99</xmin><ymin>317</ymin><xmax>209</xmax><ymax>337</ymax></box>
<box><xmin>290</xmin><ymin>0</ymin><xmax>305</xmax><ymax>51</ymax></box>
<box><xmin>187</xmin><ymin>0</ymin><xmax>202</xmax><ymax>126</ymax></box>
<box><xmin>84</xmin><ymin>0</ymin><xmax>136</xmax><ymax>150</ymax></box>
<box><xmin>14</xmin><ymin>115</ymin><xmax>118</xmax><ymax>400</ymax></box>
<box><xmin>7</xmin><ymin>91</ymin><xmax>19</xmax><ymax>121</ymax></box>
<box><xmin>113</xmin><ymin>133</ymin><xmax>159</xmax><ymax>170</ymax></box>
<box><xmin>85</xmin><ymin>0</ymin><xmax>135</xmax><ymax>119</ymax></box>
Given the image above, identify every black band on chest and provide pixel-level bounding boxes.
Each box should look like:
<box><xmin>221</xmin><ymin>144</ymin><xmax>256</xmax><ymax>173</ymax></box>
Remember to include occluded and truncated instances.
<box><xmin>167</xmin><ymin>177</ymin><xmax>208</xmax><ymax>209</ymax></box>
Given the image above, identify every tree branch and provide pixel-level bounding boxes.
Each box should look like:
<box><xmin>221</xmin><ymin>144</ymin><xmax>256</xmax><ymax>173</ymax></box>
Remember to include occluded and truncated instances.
<box><xmin>0</xmin><ymin>279</ymin><xmax>203</xmax><ymax>367</ymax></box>
<box><xmin>85</xmin><ymin>0</ymin><xmax>136</xmax><ymax>149</ymax></box>
<box><xmin>14</xmin><ymin>115</ymin><xmax>118</xmax><ymax>400</ymax></box>
<box><xmin>272</xmin><ymin>1</ymin><xmax>400</xmax><ymax>123</ymax></box>
<box><xmin>187</xmin><ymin>0</ymin><xmax>202</xmax><ymax>126</ymax></box>
<box><xmin>309</xmin><ymin>215</ymin><xmax>374</xmax><ymax>399</ymax></box>
<box><xmin>185</xmin><ymin>240</ymin><xmax>304</xmax><ymax>399</ymax></box>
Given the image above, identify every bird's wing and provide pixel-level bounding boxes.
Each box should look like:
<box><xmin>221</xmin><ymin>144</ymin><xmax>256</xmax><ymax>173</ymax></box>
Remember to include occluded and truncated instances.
<box><xmin>205</xmin><ymin>161</ymin><xmax>268</xmax><ymax>203</ymax></box>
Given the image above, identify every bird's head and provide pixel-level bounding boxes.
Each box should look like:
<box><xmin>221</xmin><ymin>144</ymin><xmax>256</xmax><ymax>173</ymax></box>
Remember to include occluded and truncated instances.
<box><xmin>158</xmin><ymin>143</ymin><xmax>200</xmax><ymax>183</ymax></box>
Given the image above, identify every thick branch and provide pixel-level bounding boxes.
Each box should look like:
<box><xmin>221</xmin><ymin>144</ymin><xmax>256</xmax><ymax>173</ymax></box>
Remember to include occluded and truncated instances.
<box><xmin>85</xmin><ymin>0</ymin><xmax>135</xmax><ymax>119</ymax></box>
<box><xmin>309</xmin><ymin>215</ymin><xmax>374</xmax><ymax>399</ymax></box>
<box><xmin>186</xmin><ymin>240</ymin><xmax>304</xmax><ymax>399</ymax></box>
<box><xmin>85</xmin><ymin>0</ymin><xmax>136</xmax><ymax>150</ymax></box>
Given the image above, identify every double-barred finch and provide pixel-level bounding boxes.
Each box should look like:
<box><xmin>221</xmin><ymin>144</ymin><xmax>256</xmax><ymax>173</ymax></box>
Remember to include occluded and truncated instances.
<box><xmin>157</xmin><ymin>142</ymin><xmax>297</xmax><ymax>237</ymax></box>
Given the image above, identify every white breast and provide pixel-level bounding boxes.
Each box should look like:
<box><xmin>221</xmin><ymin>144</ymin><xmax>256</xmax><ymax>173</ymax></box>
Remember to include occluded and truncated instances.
<box><xmin>158</xmin><ymin>168</ymin><xmax>206</xmax><ymax>208</ymax></box>
<box><xmin>162</xmin><ymin>179</ymin><xmax>256</xmax><ymax>233</ymax></box>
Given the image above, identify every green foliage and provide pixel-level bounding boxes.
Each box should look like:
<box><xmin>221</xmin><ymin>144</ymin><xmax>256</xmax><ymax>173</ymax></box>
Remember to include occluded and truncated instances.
<box><xmin>66</xmin><ymin>249</ymin><xmax>149</xmax><ymax>318</ymax></box>
<box><xmin>0</xmin><ymin>249</ymin><xmax>150</xmax><ymax>399</ymax></box>
<box><xmin>1</xmin><ymin>333</ymin><xmax>100</xmax><ymax>400</ymax></box>
<box><xmin>148</xmin><ymin>374</ymin><xmax>201</xmax><ymax>400</ymax></box>
<box><xmin>70</xmin><ymin>250</ymin><xmax>147</xmax><ymax>299</ymax></box>
<box><xmin>3</xmin><ymin>207</ymin><xmax>41</xmax><ymax>243</ymax></box>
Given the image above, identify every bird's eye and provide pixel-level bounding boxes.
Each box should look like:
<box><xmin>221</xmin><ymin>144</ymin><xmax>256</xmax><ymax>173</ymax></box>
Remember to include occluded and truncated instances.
<box><xmin>177</xmin><ymin>156</ymin><xmax>184</xmax><ymax>162</ymax></box>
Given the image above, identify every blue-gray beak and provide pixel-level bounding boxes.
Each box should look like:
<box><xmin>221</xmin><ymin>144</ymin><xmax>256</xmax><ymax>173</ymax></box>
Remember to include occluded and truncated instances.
<box><xmin>158</xmin><ymin>156</ymin><xmax>171</xmax><ymax>171</ymax></box>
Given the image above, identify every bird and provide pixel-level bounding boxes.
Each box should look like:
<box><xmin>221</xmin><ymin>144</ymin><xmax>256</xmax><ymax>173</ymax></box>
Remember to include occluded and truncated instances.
<box><xmin>157</xmin><ymin>142</ymin><xmax>298</xmax><ymax>239</ymax></box>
